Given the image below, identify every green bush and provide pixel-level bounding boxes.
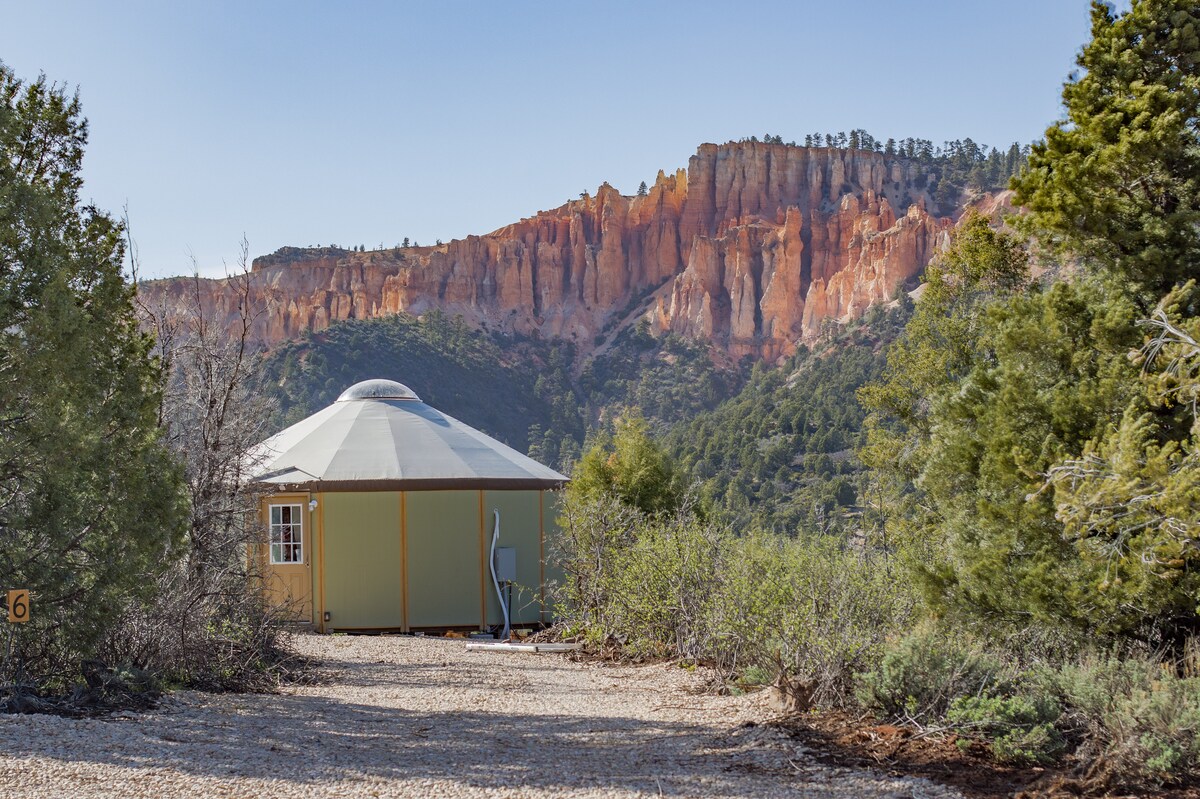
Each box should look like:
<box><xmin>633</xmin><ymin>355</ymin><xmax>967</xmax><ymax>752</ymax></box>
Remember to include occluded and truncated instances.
<box><xmin>731</xmin><ymin>534</ymin><xmax>916</xmax><ymax>705</ymax></box>
<box><xmin>1041</xmin><ymin>653</ymin><xmax>1200</xmax><ymax>785</ymax></box>
<box><xmin>605</xmin><ymin>512</ymin><xmax>722</xmax><ymax>660</ymax></box>
<box><xmin>738</xmin><ymin>665</ymin><xmax>773</xmax><ymax>687</ymax></box>
<box><xmin>553</xmin><ymin>491</ymin><xmax>917</xmax><ymax>703</ymax></box>
<box><xmin>854</xmin><ymin>624</ymin><xmax>1013</xmax><ymax>723</ymax></box>
<box><xmin>856</xmin><ymin>637</ymin><xmax>1200</xmax><ymax>782</ymax></box>
<box><xmin>993</xmin><ymin>721</ymin><xmax>1066</xmax><ymax>767</ymax></box>
<box><xmin>947</xmin><ymin>693</ymin><xmax>1065</xmax><ymax>765</ymax></box>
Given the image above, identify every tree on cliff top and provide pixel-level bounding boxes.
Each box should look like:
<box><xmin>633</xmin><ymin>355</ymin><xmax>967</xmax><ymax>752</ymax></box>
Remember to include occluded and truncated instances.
<box><xmin>1013</xmin><ymin>0</ymin><xmax>1200</xmax><ymax>299</ymax></box>
<box><xmin>0</xmin><ymin>62</ymin><xmax>186</xmax><ymax>681</ymax></box>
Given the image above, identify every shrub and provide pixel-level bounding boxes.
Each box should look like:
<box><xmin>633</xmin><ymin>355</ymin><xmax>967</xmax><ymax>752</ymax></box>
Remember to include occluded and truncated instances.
<box><xmin>1041</xmin><ymin>652</ymin><xmax>1200</xmax><ymax>785</ymax></box>
<box><xmin>855</xmin><ymin>623</ymin><xmax>1014</xmax><ymax>723</ymax></box>
<box><xmin>730</xmin><ymin>534</ymin><xmax>916</xmax><ymax>705</ymax></box>
<box><xmin>605</xmin><ymin>510</ymin><xmax>723</xmax><ymax>661</ymax></box>
<box><xmin>947</xmin><ymin>693</ymin><xmax>1065</xmax><ymax>765</ymax></box>
<box><xmin>739</xmin><ymin>665</ymin><xmax>773</xmax><ymax>687</ymax></box>
<box><xmin>552</xmin><ymin>492</ymin><xmax>917</xmax><ymax>703</ymax></box>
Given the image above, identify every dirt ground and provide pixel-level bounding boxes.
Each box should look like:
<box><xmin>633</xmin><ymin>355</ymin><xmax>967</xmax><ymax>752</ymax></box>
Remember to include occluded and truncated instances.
<box><xmin>0</xmin><ymin>633</ymin><xmax>967</xmax><ymax>799</ymax></box>
<box><xmin>780</xmin><ymin>710</ymin><xmax>1200</xmax><ymax>799</ymax></box>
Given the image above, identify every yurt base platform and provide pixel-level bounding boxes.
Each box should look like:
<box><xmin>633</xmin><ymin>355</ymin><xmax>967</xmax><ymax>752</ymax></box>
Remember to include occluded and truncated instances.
<box><xmin>324</xmin><ymin>625</ymin><xmax>546</xmax><ymax>638</ymax></box>
<box><xmin>464</xmin><ymin>641</ymin><xmax>583</xmax><ymax>654</ymax></box>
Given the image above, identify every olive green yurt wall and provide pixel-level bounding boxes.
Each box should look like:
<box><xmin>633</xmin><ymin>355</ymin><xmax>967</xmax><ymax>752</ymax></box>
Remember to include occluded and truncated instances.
<box><xmin>483</xmin><ymin>490</ymin><xmax>543</xmax><ymax>626</ymax></box>
<box><xmin>404</xmin><ymin>490</ymin><xmax>485</xmax><ymax>629</ymax></box>
<box><xmin>542</xmin><ymin>491</ymin><xmax>566</xmax><ymax>605</ymax></box>
<box><xmin>321</xmin><ymin>491</ymin><xmax>403</xmax><ymax>629</ymax></box>
<box><xmin>308</xmin><ymin>488</ymin><xmax>558</xmax><ymax>632</ymax></box>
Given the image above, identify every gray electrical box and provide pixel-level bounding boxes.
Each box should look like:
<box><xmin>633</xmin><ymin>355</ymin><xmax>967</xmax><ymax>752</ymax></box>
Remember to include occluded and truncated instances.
<box><xmin>494</xmin><ymin>546</ymin><xmax>517</xmax><ymax>583</ymax></box>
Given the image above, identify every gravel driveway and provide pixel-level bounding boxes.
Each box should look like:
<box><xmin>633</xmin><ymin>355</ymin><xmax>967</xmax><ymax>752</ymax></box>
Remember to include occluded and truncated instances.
<box><xmin>0</xmin><ymin>634</ymin><xmax>962</xmax><ymax>798</ymax></box>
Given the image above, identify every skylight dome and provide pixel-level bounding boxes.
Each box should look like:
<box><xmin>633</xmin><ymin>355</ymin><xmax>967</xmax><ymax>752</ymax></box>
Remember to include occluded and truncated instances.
<box><xmin>336</xmin><ymin>379</ymin><xmax>421</xmax><ymax>402</ymax></box>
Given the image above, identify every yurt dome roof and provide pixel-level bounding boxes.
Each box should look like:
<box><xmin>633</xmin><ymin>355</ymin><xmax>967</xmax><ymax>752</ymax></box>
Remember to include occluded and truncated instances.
<box><xmin>246</xmin><ymin>378</ymin><xmax>567</xmax><ymax>491</ymax></box>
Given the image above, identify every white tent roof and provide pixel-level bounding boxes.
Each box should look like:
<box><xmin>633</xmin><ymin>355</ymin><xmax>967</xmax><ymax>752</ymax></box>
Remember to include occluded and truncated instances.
<box><xmin>247</xmin><ymin>379</ymin><xmax>567</xmax><ymax>491</ymax></box>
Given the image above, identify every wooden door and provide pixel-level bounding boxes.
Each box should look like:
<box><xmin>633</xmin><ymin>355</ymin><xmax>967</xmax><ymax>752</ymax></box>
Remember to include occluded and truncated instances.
<box><xmin>263</xmin><ymin>498</ymin><xmax>313</xmax><ymax>622</ymax></box>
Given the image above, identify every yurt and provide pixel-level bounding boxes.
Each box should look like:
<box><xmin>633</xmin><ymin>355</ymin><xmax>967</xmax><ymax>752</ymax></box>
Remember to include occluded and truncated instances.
<box><xmin>246</xmin><ymin>379</ymin><xmax>568</xmax><ymax>633</ymax></box>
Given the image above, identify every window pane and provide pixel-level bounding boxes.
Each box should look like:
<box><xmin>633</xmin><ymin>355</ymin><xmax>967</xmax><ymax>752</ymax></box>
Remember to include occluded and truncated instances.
<box><xmin>268</xmin><ymin>505</ymin><xmax>303</xmax><ymax>563</ymax></box>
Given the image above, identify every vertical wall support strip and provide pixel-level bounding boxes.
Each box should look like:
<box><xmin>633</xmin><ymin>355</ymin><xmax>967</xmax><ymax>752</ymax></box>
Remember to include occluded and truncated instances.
<box><xmin>306</xmin><ymin>492</ymin><xmax>315</xmax><ymax>628</ymax></box>
<box><xmin>400</xmin><ymin>492</ymin><xmax>409</xmax><ymax>632</ymax></box>
<box><xmin>317</xmin><ymin>493</ymin><xmax>327</xmax><ymax>633</ymax></box>
<box><xmin>478</xmin><ymin>490</ymin><xmax>486</xmax><ymax>631</ymax></box>
<box><xmin>539</xmin><ymin>491</ymin><xmax>546</xmax><ymax>623</ymax></box>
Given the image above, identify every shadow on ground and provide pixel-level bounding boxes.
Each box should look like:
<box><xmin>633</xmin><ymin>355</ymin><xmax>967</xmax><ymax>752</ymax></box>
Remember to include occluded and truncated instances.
<box><xmin>0</xmin><ymin>649</ymin><xmax>817</xmax><ymax>797</ymax></box>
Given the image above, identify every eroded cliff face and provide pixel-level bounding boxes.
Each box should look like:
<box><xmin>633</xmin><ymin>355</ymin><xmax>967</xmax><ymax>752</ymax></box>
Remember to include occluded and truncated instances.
<box><xmin>141</xmin><ymin>142</ymin><xmax>958</xmax><ymax>361</ymax></box>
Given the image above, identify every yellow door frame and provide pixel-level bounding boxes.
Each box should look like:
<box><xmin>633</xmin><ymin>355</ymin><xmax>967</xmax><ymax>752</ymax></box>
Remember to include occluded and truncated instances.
<box><xmin>261</xmin><ymin>491</ymin><xmax>315</xmax><ymax>624</ymax></box>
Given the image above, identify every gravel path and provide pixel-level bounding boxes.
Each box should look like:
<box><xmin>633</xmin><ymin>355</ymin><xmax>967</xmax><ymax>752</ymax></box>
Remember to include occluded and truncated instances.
<box><xmin>0</xmin><ymin>634</ymin><xmax>962</xmax><ymax>798</ymax></box>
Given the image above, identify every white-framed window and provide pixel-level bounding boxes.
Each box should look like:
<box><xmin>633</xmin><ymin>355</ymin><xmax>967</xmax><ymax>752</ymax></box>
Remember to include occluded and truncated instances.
<box><xmin>269</xmin><ymin>504</ymin><xmax>304</xmax><ymax>564</ymax></box>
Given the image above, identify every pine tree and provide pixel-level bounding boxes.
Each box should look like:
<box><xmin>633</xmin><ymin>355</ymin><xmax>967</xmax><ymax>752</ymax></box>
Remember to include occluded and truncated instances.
<box><xmin>930</xmin><ymin>0</ymin><xmax>1200</xmax><ymax>646</ymax></box>
<box><xmin>636</xmin><ymin>181</ymin><xmax>648</xmax><ymax>197</ymax></box>
<box><xmin>1042</xmin><ymin>288</ymin><xmax>1200</xmax><ymax>646</ymax></box>
<box><xmin>1013</xmin><ymin>0</ymin><xmax>1200</xmax><ymax>298</ymax></box>
<box><xmin>0</xmin><ymin>63</ymin><xmax>186</xmax><ymax>677</ymax></box>
<box><xmin>568</xmin><ymin>415</ymin><xmax>681</xmax><ymax>515</ymax></box>
<box><xmin>1004</xmin><ymin>143</ymin><xmax>1020</xmax><ymax>177</ymax></box>
<box><xmin>863</xmin><ymin>103</ymin><xmax>1200</xmax><ymax>648</ymax></box>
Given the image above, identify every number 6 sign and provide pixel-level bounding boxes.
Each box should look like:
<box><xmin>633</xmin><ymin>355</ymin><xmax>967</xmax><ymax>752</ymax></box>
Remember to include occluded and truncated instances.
<box><xmin>6</xmin><ymin>589</ymin><xmax>29</xmax><ymax>623</ymax></box>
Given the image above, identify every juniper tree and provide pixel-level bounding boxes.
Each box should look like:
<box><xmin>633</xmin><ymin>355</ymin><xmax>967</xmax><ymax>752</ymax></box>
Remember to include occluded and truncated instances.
<box><xmin>0</xmin><ymin>63</ymin><xmax>186</xmax><ymax>682</ymax></box>
<box><xmin>1014</xmin><ymin>0</ymin><xmax>1200</xmax><ymax>299</ymax></box>
<box><xmin>860</xmin><ymin>0</ymin><xmax>1200</xmax><ymax>648</ymax></box>
<box><xmin>568</xmin><ymin>415</ymin><xmax>681</xmax><ymax>516</ymax></box>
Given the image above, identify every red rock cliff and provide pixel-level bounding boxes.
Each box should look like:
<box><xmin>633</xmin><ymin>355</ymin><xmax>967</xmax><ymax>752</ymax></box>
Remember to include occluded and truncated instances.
<box><xmin>141</xmin><ymin>142</ymin><xmax>957</xmax><ymax>360</ymax></box>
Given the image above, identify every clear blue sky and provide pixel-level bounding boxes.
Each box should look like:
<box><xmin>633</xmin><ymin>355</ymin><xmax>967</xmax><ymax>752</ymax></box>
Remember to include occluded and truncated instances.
<box><xmin>2</xmin><ymin>1</ymin><xmax>1101</xmax><ymax>278</ymax></box>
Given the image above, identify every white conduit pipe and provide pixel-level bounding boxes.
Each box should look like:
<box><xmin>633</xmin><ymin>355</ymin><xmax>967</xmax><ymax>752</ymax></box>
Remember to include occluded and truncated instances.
<box><xmin>488</xmin><ymin>509</ymin><xmax>511</xmax><ymax>640</ymax></box>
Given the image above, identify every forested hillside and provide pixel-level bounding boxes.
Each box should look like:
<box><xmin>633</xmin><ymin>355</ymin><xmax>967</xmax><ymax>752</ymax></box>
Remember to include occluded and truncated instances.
<box><xmin>668</xmin><ymin>302</ymin><xmax>911</xmax><ymax>534</ymax></box>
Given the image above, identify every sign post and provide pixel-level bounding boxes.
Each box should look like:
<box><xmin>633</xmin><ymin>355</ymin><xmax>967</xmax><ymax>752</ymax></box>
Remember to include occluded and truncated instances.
<box><xmin>6</xmin><ymin>589</ymin><xmax>29</xmax><ymax>623</ymax></box>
